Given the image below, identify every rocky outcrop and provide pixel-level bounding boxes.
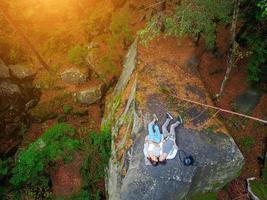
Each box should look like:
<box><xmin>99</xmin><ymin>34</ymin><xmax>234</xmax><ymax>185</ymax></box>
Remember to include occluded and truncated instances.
<box><xmin>9</xmin><ymin>64</ymin><xmax>36</xmax><ymax>79</ymax></box>
<box><xmin>61</xmin><ymin>67</ymin><xmax>89</xmax><ymax>85</ymax></box>
<box><xmin>75</xmin><ymin>84</ymin><xmax>104</xmax><ymax>105</ymax></box>
<box><xmin>102</xmin><ymin>38</ymin><xmax>244</xmax><ymax>200</ymax></box>
<box><xmin>0</xmin><ymin>59</ymin><xmax>40</xmax><ymax>155</ymax></box>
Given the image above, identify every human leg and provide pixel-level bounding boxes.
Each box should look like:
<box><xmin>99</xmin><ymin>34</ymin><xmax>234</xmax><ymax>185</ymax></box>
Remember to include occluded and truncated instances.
<box><xmin>162</xmin><ymin>118</ymin><xmax>171</xmax><ymax>138</ymax></box>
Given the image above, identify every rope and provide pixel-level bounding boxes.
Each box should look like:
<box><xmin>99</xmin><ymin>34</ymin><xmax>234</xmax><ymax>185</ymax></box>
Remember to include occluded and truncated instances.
<box><xmin>168</xmin><ymin>93</ymin><xmax>267</xmax><ymax>124</ymax></box>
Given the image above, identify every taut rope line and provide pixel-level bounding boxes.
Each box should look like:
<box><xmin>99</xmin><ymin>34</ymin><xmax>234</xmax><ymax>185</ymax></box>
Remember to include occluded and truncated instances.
<box><xmin>168</xmin><ymin>93</ymin><xmax>267</xmax><ymax>124</ymax></box>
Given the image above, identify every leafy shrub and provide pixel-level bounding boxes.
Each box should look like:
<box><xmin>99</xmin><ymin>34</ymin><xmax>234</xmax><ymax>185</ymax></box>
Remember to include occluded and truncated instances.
<box><xmin>238</xmin><ymin>1</ymin><xmax>267</xmax><ymax>83</ymax></box>
<box><xmin>10</xmin><ymin>123</ymin><xmax>79</xmax><ymax>188</ymax></box>
<box><xmin>191</xmin><ymin>192</ymin><xmax>217</xmax><ymax>200</ymax></box>
<box><xmin>0</xmin><ymin>159</ymin><xmax>8</xmax><ymax>176</ymax></box>
<box><xmin>68</xmin><ymin>45</ymin><xmax>88</xmax><ymax>66</ymax></box>
<box><xmin>139</xmin><ymin>0</ymin><xmax>233</xmax><ymax>48</ymax></box>
<box><xmin>109</xmin><ymin>7</ymin><xmax>133</xmax><ymax>49</ymax></box>
<box><xmin>240</xmin><ymin>136</ymin><xmax>255</xmax><ymax>153</ymax></box>
<box><xmin>80</xmin><ymin>128</ymin><xmax>111</xmax><ymax>199</ymax></box>
<box><xmin>250</xmin><ymin>179</ymin><xmax>267</xmax><ymax>200</ymax></box>
<box><xmin>63</xmin><ymin>104</ymin><xmax>73</xmax><ymax>114</ymax></box>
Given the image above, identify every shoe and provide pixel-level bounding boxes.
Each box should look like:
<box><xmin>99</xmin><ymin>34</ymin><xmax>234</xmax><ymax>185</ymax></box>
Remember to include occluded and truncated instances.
<box><xmin>153</xmin><ymin>114</ymin><xmax>158</xmax><ymax>122</ymax></box>
<box><xmin>166</xmin><ymin>112</ymin><xmax>173</xmax><ymax>120</ymax></box>
<box><xmin>177</xmin><ymin>114</ymin><xmax>183</xmax><ymax>125</ymax></box>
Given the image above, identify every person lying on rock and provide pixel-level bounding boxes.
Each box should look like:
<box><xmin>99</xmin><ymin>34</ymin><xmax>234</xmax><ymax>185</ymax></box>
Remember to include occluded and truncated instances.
<box><xmin>159</xmin><ymin>113</ymin><xmax>183</xmax><ymax>164</ymax></box>
<box><xmin>145</xmin><ymin>114</ymin><xmax>161</xmax><ymax>166</ymax></box>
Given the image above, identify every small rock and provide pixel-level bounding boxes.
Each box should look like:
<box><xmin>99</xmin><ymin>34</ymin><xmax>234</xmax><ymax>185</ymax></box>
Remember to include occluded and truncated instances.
<box><xmin>186</xmin><ymin>55</ymin><xmax>200</xmax><ymax>75</ymax></box>
<box><xmin>235</xmin><ymin>89</ymin><xmax>262</xmax><ymax>114</ymax></box>
<box><xmin>61</xmin><ymin>68</ymin><xmax>88</xmax><ymax>85</ymax></box>
<box><xmin>75</xmin><ymin>84</ymin><xmax>103</xmax><ymax>105</ymax></box>
<box><xmin>9</xmin><ymin>64</ymin><xmax>36</xmax><ymax>79</ymax></box>
<box><xmin>0</xmin><ymin>59</ymin><xmax>10</xmax><ymax>78</ymax></box>
<box><xmin>28</xmin><ymin>101</ymin><xmax>57</xmax><ymax>122</ymax></box>
<box><xmin>0</xmin><ymin>81</ymin><xmax>21</xmax><ymax>95</ymax></box>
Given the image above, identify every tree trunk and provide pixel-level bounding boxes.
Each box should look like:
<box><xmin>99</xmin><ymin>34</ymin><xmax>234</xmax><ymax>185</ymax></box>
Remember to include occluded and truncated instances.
<box><xmin>215</xmin><ymin>0</ymin><xmax>240</xmax><ymax>100</ymax></box>
<box><xmin>0</xmin><ymin>6</ymin><xmax>50</xmax><ymax>72</ymax></box>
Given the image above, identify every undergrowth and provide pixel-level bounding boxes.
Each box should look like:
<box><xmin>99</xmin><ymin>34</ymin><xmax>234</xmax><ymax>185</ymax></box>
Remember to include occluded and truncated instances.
<box><xmin>9</xmin><ymin>123</ymin><xmax>79</xmax><ymax>198</ymax></box>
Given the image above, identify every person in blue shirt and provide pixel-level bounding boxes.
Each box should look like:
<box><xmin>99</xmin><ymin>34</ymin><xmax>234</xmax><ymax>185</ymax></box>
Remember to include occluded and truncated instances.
<box><xmin>148</xmin><ymin>114</ymin><xmax>161</xmax><ymax>144</ymax></box>
<box><xmin>146</xmin><ymin>114</ymin><xmax>162</xmax><ymax>166</ymax></box>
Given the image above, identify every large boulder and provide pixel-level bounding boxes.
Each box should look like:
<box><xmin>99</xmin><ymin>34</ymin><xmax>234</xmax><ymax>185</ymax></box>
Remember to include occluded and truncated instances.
<box><xmin>0</xmin><ymin>63</ymin><xmax>40</xmax><ymax>155</ymax></box>
<box><xmin>61</xmin><ymin>67</ymin><xmax>89</xmax><ymax>85</ymax></box>
<box><xmin>75</xmin><ymin>84</ymin><xmax>103</xmax><ymax>105</ymax></box>
<box><xmin>102</xmin><ymin>38</ymin><xmax>244</xmax><ymax>200</ymax></box>
<box><xmin>9</xmin><ymin>64</ymin><xmax>36</xmax><ymax>79</ymax></box>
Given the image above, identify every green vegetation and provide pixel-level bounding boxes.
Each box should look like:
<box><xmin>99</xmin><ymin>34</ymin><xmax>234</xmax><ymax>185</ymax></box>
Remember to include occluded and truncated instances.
<box><xmin>190</xmin><ymin>192</ymin><xmax>217</xmax><ymax>200</ymax></box>
<box><xmin>0</xmin><ymin>159</ymin><xmax>8</xmax><ymax>176</ymax></box>
<box><xmin>10</xmin><ymin>123</ymin><xmax>78</xmax><ymax>188</ymax></box>
<box><xmin>238</xmin><ymin>0</ymin><xmax>267</xmax><ymax>83</ymax></box>
<box><xmin>250</xmin><ymin>179</ymin><xmax>267</xmax><ymax>200</ymax></box>
<box><xmin>263</xmin><ymin>156</ymin><xmax>267</xmax><ymax>182</ymax></box>
<box><xmin>79</xmin><ymin>128</ymin><xmax>111</xmax><ymax>199</ymax></box>
<box><xmin>68</xmin><ymin>45</ymin><xmax>88</xmax><ymax>66</ymax></box>
<box><xmin>139</xmin><ymin>0</ymin><xmax>233</xmax><ymax>49</ymax></box>
<box><xmin>240</xmin><ymin>136</ymin><xmax>255</xmax><ymax>153</ymax></box>
<box><xmin>63</xmin><ymin>104</ymin><xmax>73</xmax><ymax>114</ymax></box>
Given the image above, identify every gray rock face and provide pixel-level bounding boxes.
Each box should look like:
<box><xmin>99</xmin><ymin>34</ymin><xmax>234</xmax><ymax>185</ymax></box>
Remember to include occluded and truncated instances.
<box><xmin>235</xmin><ymin>89</ymin><xmax>262</xmax><ymax>114</ymax></box>
<box><xmin>0</xmin><ymin>81</ymin><xmax>21</xmax><ymax>95</ymax></box>
<box><xmin>104</xmin><ymin>39</ymin><xmax>244</xmax><ymax>200</ymax></box>
<box><xmin>9</xmin><ymin>64</ymin><xmax>36</xmax><ymax>79</ymax></box>
<box><xmin>61</xmin><ymin>68</ymin><xmax>88</xmax><ymax>85</ymax></box>
<box><xmin>0</xmin><ymin>59</ymin><xmax>10</xmax><ymax>78</ymax></box>
<box><xmin>75</xmin><ymin>85</ymin><xmax>103</xmax><ymax>105</ymax></box>
<box><xmin>121</xmin><ymin>127</ymin><xmax>243</xmax><ymax>200</ymax></box>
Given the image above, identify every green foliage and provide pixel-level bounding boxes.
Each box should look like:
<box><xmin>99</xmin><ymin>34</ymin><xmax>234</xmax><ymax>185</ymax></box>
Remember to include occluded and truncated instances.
<box><xmin>109</xmin><ymin>7</ymin><xmax>133</xmax><ymax>49</ymax></box>
<box><xmin>190</xmin><ymin>192</ymin><xmax>217</xmax><ymax>200</ymax></box>
<box><xmin>250</xmin><ymin>179</ymin><xmax>267</xmax><ymax>200</ymax></box>
<box><xmin>238</xmin><ymin>1</ymin><xmax>267</xmax><ymax>83</ymax></box>
<box><xmin>139</xmin><ymin>0</ymin><xmax>233</xmax><ymax>48</ymax></box>
<box><xmin>165</xmin><ymin>0</ymin><xmax>233</xmax><ymax>49</ymax></box>
<box><xmin>10</xmin><ymin>123</ymin><xmax>79</xmax><ymax>188</ymax></box>
<box><xmin>263</xmin><ymin>156</ymin><xmax>267</xmax><ymax>182</ymax></box>
<box><xmin>68</xmin><ymin>45</ymin><xmax>88</xmax><ymax>66</ymax></box>
<box><xmin>258</xmin><ymin>0</ymin><xmax>267</xmax><ymax>18</ymax></box>
<box><xmin>63</xmin><ymin>104</ymin><xmax>73</xmax><ymax>114</ymax></box>
<box><xmin>247</xmin><ymin>38</ymin><xmax>267</xmax><ymax>82</ymax></box>
<box><xmin>240</xmin><ymin>136</ymin><xmax>255</xmax><ymax>153</ymax></box>
<box><xmin>0</xmin><ymin>159</ymin><xmax>8</xmax><ymax>176</ymax></box>
<box><xmin>138</xmin><ymin>15</ymin><xmax>161</xmax><ymax>46</ymax></box>
<box><xmin>80</xmin><ymin>128</ymin><xmax>111</xmax><ymax>199</ymax></box>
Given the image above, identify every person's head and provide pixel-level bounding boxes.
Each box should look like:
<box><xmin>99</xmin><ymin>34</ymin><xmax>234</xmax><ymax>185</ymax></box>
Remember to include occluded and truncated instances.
<box><xmin>159</xmin><ymin>153</ymin><xmax>168</xmax><ymax>164</ymax></box>
<box><xmin>147</xmin><ymin>156</ymin><xmax>158</xmax><ymax>166</ymax></box>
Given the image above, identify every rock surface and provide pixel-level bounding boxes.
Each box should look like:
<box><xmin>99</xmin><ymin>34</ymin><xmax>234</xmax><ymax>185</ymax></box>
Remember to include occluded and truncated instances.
<box><xmin>234</xmin><ymin>89</ymin><xmax>262</xmax><ymax>114</ymax></box>
<box><xmin>75</xmin><ymin>84</ymin><xmax>103</xmax><ymax>105</ymax></box>
<box><xmin>102</xmin><ymin>38</ymin><xmax>244</xmax><ymax>200</ymax></box>
<box><xmin>9</xmin><ymin>64</ymin><xmax>36</xmax><ymax>79</ymax></box>
<box><xmin>0</xmin><ymin>59</ymin><xmax>40</xmax><ymax>155</ymax></box>
<box><xmin>0</xmin><ymin>59</ymin><xmax>10</xmax><ymax>78</ymax></box>
<box><xmin>61</xmin><ymin>67</ymin><xmax>88</xmax><ymax>85</ymax></box>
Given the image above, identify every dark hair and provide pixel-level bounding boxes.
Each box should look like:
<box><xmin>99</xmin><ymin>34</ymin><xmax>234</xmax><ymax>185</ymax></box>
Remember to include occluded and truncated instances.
<box><xmin>147</xmin><ymin>157</ymin><xmax>158</xmax><ymax>166</ymax></box>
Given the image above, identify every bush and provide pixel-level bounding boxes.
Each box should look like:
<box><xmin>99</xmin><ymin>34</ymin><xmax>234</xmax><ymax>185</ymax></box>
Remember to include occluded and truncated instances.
<box><xmin>80</xmin><ymin>128</ymin><xmax>111</xmax><ymax>199</ymax></box>
<box><xmin>139</xmin><ymin>0</ymin><xmax>233</xmax><ymax>48</ymax></box>
<box><xmin>10</xmin><ymin>123</ymin><xmax>79</xmax><ymax>188</ymax></box>
<box><xmin>250</xmin><ymin>179</ymin><xmax>267</xmax><ymax>200</ymax></box>
<box><xmin>68</xmin><ymin>45</ymin><xmax>88</xmax><ymax>66</ymax></box>
<box><xmin>240</xmin><ymin>136</ymin><xmax>255</xmax><ymax>153</ymax></box>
